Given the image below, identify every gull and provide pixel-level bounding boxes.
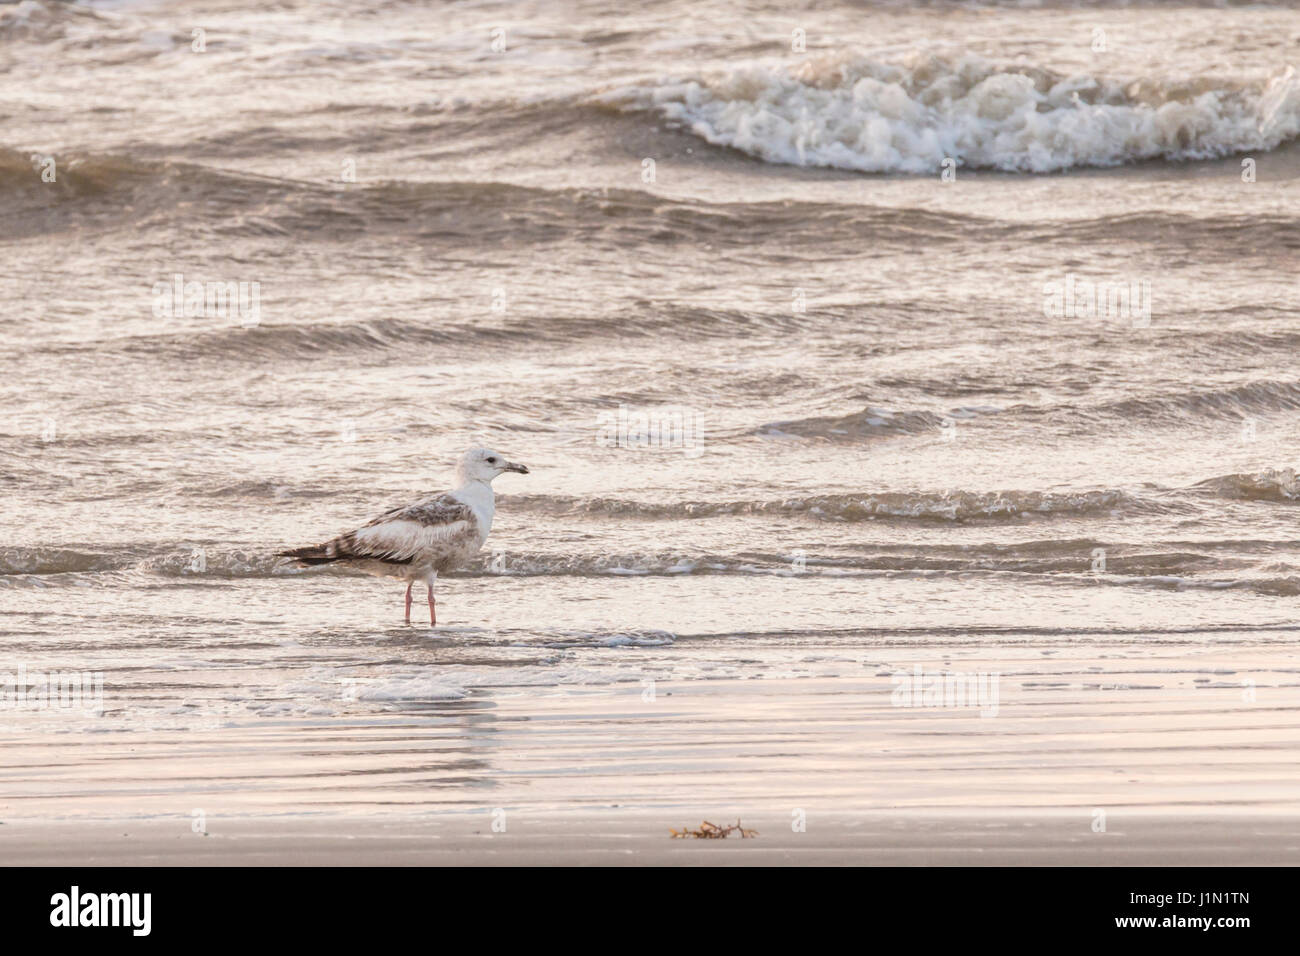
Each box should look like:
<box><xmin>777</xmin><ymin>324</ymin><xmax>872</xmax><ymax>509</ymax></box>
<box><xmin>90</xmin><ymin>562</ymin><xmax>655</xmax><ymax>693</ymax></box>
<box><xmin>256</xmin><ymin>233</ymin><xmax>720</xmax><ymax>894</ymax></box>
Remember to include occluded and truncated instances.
<box><xmin>279</xmin><ymin>447</ymin><xmax>528</xmax><ymax>625</ymax></box>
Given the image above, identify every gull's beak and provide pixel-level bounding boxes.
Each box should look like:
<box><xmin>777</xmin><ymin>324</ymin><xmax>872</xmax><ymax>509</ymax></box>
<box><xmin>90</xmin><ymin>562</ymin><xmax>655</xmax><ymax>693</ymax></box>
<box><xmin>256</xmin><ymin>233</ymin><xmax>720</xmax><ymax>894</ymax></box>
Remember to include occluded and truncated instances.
<box><xmin>504</xmin><ymin>461</ymin><xmax>529</xmax><ymax>474</ymax></box>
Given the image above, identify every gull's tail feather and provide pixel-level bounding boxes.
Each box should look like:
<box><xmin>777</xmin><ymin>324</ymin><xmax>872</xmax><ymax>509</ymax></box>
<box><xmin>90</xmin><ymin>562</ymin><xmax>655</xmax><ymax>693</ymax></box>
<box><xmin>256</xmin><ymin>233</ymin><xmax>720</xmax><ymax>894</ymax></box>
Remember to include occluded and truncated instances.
<box><xmin>279</xmin><ymin>525</ymin><xmax>418</xmax><ymax>567</ymax></box>
<box><xmin>278</xmin><ymin>543</ymin><xmax>343</xmax><ymax>565</ymax></box>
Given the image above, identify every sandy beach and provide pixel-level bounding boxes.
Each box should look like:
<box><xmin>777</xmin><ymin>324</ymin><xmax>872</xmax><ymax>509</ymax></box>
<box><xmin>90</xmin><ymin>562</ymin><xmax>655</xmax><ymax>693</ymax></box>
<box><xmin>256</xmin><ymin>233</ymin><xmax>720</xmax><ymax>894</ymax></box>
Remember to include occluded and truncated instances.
<box><xmin>4</xmin><ymin>812</ymin><xmax>1297</xmax><ymax>866</ymax></box>
<box><xmin>4</xmin><ymin>659</ymin><xmax>1298</xmax><ymax>864</ymax></box>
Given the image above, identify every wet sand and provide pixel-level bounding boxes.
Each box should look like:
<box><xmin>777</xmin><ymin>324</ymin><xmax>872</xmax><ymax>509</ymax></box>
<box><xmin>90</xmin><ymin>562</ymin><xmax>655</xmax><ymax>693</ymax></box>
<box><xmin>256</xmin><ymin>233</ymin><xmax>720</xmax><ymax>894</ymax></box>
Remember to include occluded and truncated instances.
<box><xmin>3</xmin><ymin>664</ymin><xmax>1298</xmax><ymax>865</ymax></box>
<box><xmin>4</xmin><ymin>812</ymin><xmax>1296</xmax><ymax>866</ymax></box>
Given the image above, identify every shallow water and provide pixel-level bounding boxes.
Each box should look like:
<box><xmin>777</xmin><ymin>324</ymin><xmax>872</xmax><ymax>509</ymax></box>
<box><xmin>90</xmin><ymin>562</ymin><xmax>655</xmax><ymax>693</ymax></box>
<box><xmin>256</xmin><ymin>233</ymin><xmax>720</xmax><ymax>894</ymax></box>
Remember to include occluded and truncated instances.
<box><xmin>2</xmin><ymin>0</ymin><xmax>1299</xmax><ymax>826</ymax></box>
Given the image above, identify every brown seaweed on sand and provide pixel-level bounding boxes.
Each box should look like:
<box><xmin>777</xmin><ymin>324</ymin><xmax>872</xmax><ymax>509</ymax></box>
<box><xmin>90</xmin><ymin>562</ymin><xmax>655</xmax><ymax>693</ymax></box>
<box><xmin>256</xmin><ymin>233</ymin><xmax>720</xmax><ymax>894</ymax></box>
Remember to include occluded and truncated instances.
<box><xmin>669</xmin><ymin>819</ymin><xmax>758</xmax><ymax>839</ymax></box>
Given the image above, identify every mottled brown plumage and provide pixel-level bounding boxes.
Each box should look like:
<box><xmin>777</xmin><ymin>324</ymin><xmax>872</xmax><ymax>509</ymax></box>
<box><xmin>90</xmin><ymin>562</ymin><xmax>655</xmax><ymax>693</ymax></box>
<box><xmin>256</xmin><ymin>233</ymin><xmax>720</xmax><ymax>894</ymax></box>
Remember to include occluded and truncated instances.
<box><xmin>279</xmin><ymin>447</ymin><xmax>529</xmax><ymax>624</ymax></box>
<box><xmin>280</xmin><ymin>495</ymin><xmax>476</xmax><ymax>568</ymax></box>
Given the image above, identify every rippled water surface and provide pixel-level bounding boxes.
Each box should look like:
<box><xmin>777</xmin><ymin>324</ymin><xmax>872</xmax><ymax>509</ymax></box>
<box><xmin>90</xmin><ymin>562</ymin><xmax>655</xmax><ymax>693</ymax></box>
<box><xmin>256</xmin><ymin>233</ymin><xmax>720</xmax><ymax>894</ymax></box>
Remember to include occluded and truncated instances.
<box><xmin>2</xmin><ymin>0</ymin><xmax>1299</xmax><ymax>828</ymax></box>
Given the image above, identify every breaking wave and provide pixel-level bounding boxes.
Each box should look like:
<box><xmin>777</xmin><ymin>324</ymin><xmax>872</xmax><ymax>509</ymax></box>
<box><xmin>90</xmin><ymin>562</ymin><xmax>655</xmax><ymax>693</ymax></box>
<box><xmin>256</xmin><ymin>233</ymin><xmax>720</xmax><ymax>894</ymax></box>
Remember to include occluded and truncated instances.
<box><xmin>602</xmin><ymin>52</ymin><xmax>1300</xmax><ymax>173</ymax></box>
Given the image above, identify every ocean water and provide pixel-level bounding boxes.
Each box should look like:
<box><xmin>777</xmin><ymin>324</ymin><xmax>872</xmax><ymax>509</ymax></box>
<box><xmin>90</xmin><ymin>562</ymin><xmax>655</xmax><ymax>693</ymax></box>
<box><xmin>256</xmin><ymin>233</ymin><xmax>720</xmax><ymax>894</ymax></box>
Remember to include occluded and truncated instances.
<box><xmin>2</xmin><ymin>0</ymin><xmax>1299</xmax><ymax>825</ymax></box>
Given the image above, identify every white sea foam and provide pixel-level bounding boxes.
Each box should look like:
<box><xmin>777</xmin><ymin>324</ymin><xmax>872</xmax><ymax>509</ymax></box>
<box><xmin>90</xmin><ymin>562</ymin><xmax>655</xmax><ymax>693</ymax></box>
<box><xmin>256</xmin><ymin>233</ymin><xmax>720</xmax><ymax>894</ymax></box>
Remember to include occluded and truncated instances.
<box><xmin>604</xmin><ymin>53</ymin><xmax>1300</xmax><ymax>173</ymax></box>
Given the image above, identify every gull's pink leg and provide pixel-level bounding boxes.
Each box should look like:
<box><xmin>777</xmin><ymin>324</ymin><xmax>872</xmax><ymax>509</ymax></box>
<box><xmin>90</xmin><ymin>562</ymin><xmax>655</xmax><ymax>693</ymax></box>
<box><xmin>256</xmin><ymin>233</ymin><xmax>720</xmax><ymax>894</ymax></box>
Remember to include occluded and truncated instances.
<box><xmin>404</xmin><ymin>581</ymin><xmax>413</xmax><ymax>624</ymax></box>
<box><xmin>427</xmin><ymin>583</ymin><xmax>436</xmax><ymax>626</ymax></box>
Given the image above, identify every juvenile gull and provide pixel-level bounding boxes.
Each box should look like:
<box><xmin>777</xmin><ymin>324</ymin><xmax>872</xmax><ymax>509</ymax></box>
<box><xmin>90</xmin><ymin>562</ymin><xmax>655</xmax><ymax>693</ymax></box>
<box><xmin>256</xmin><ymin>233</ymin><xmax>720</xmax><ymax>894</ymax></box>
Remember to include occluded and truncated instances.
<box><xmin>279</xmin><ymin>447</ymin><xmax>528</xmax><ymax>624</ymax></box>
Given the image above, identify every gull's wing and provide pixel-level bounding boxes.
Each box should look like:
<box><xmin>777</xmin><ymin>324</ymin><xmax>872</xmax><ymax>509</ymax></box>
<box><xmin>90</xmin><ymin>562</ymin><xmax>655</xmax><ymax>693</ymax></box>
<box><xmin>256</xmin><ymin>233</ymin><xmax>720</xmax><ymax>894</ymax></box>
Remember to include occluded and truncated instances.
<box><xmin>281</xmin><ymin>494</ymin><xmax>475</xmax><ymax>565</ymax></box>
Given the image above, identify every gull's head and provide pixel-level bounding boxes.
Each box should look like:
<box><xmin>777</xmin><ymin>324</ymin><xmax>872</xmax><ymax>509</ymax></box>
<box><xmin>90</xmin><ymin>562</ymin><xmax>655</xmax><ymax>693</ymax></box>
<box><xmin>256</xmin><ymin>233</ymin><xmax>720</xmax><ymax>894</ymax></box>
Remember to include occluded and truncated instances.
<box><xmin>457</xmin><ymin>447</ymin><xmax>529</xmax><ymax>484</ymax></box>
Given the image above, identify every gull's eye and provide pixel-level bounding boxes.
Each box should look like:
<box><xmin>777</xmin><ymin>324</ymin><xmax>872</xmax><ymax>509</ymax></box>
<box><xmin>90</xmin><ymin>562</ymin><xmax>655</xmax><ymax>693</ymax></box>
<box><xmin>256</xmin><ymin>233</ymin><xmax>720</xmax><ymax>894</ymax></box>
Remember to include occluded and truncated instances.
<box><xmin>486</xmin><ymin>457</ymin><xmax>497</xmax><ymax>464</ymax></box>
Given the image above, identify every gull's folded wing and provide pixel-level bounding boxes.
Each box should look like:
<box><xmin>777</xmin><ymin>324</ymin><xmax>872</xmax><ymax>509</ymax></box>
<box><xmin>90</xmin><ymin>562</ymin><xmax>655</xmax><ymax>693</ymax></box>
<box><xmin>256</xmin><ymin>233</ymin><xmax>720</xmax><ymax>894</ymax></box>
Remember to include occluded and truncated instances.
<box><xmin>283</xmin><ymin>495</ymin><xmax>475</xmax><ymax>565</ymax></box>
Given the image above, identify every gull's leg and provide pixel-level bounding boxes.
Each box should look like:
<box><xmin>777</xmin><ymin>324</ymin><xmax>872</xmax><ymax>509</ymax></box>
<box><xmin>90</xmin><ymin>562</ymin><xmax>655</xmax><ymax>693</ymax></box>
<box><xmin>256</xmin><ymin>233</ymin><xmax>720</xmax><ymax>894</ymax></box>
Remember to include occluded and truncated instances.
<box><xmin>425</xmin><ymin>571</ymin><xmax>438</xmax><ymax>627</ymax></box>
<box><xmin>404</xmin><ymin>581</ymin><xmax>413</xmax><ymax>624</ymax></box>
